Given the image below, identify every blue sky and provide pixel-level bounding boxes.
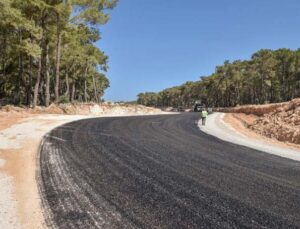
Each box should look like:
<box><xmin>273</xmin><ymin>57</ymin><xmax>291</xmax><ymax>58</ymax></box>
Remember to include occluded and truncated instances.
<box><xmin>97</xmin><ymin>0</ymin><xmax>300</xmax><ymax>101</ymax></box>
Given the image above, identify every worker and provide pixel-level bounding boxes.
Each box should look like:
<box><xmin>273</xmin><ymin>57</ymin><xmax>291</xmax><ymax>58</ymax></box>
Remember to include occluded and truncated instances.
<box><xmin>201</xmin><ymin>109</ymin><xmax>208</xmax><ymax>126</ymax></box>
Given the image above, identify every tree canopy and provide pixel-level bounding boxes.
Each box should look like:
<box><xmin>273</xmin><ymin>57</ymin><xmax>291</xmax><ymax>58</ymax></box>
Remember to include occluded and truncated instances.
<box><xmin>137</xmin><ymin>49</ymin><xmax>300</xmax><ymax>108</ymax></box>
<box><xmin>0</xmin><ymin>0</ymin><xmax>117</xmax><ymax>107</ymax></box>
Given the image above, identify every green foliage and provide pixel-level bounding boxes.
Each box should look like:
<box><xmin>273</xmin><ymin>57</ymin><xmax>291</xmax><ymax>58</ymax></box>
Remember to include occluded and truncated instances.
<box><xmin>0</xmin><ymin>0</ymin><xmax>117</xmax><ymax>106</ymax></box>
<box><xmin>138</xmin><ymin>48</ymin><xmax>300</xmax><ymax>108</ymax></box>
<box><xmin>59</xmin><ymin>94</ymin><xmax>69</xmax><ymax>103</ymax></box>
<box><xmin>71</xmin><ymin>0</ymin><xmax>117</xmax><ymax>26</ymax></box>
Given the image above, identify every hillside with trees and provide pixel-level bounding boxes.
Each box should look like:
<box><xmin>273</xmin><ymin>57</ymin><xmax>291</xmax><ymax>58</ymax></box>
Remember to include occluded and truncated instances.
<box><xmin>138</xmin><ymin>49</ymin><xmax>300</xmax><ymax>108</ymax></box>
<box><xmin>0</xmin><ymin>0</ymin><xmax>117</xmax><ymax>107</ymax></box>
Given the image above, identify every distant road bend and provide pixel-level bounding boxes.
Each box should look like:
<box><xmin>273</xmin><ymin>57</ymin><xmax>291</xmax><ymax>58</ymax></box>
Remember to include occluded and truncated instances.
<box><xmin>39</xmin><ymin>113</ymin><xmax>300</xmax><ymax>228</ymax></box>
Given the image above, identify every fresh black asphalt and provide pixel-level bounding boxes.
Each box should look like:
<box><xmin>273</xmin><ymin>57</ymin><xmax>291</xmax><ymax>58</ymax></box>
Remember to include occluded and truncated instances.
<box><xmin>38</xmin><ymin>113</ymin><xmax>300</xmax><ymax>228</ymax></box>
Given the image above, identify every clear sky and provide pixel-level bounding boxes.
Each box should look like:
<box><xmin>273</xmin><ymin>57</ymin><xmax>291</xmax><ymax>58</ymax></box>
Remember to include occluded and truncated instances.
<box><xmin>97</xmin><ymin>0</ymin><xmax>300</xmax><ymax>102</ymax></box>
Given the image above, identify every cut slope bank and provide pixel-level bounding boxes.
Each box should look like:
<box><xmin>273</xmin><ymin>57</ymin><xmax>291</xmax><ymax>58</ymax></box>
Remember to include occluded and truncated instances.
<box><xmin>199</xmin><ymin>113</ymin><xmax>300</xmax><ymax>161</ymax></box>
<box><xmin>218</xmin><ymin>98</ymin><xmax>300</xmax><ymax>145</ymax></box>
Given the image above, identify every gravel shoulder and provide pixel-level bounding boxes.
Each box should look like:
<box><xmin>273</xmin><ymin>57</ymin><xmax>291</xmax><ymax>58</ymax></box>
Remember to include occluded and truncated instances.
<box><xmin>199</xmin><ymin>112</ymin><xmax>300</xmax><ymax>161</ymax></box>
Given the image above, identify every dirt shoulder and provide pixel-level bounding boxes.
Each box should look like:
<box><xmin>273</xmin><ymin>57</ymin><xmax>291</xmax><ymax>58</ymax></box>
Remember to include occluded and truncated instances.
<box><xmin>0</xmin><ymin>104</ymin><xmax>168</xmax><ymax>229</ymax></box>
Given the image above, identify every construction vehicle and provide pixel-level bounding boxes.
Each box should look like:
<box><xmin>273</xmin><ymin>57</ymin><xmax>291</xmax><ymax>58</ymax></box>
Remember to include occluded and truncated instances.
<box><xmin>194</xmin><ymin>101</ymin><xmax>205</xmax><ymax>112</ymax></box>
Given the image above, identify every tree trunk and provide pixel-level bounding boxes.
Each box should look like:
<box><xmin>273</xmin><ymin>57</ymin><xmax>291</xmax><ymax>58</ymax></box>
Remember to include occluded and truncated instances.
<box><xmin>84</xmin><ymin>79</ymin><xmax>88</xmax><ymax>103</ymax></box>
<box><xmin>92</xmin><ymin>75</ymin><xmax>98</xmax><ymax>102</ymax></box>
<box><xmin>65</xmin><ymin>71</ymin><xmax>69</xmax><ymax>100</ymax></box>
<box><xmin>1</xmin><ymin>29</ymin><xmax>7</xmax><ymax>97</ymax></box>
<box><xmin>39</xmin><ymin>77</ymin><xmax>45</xmax><ymax>105</ymax></box>
<box><xmin>41</xmin><ymin>14</ymin><xmax>50</xmax><ymax>107</ymax></box>
<box><xmin>33</xmin><ymin>58</ymin><xmax>42</xmax><ymax>108</ymax></box>
<box><xmin>84</xmin><ymin>65</ymin><xmax>88</xmax><ymax>103</ymax></box>
<box><xmin>54</xmin><ymin>16</ymin><xmax>62</xmax><ymax>103</ymax></box>
<box><xmin>27</xmin><ymin>55</ymin><xmax>33</xmax><ymax>106</ymax></box>
<box><xmin>71</xmin><ymin>83</ymin><xmax>75</xmax><ymax>102</ymax></box>
<box><xmin>17</xmin><ymin>51</ymin><xmax>24</xmax><ymax>105</ymax></box>
<box><xmin>16</xmin><ymin>29</ymin><xmax>24</xmax><ymax>105</ymax></box>
<box><xmin>44</xmin><ymin>40</ymin><xmax>50</xmax><ymax>106</ymax></box>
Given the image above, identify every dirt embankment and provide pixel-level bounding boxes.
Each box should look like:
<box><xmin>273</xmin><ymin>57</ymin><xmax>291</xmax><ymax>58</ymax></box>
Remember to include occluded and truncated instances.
<box><xmin>222</xmin><ymin>98</ymin><xmax>300</xmax><ymax>145</ymax></box>
<box><xmin>1</xmin><ymin>103</ymin><xmax>164</xmax><ymax>116</ymax></box>
<box><xmin>216</xmin><ymin>102</ymin><xmax>287</xmax><ymax>116</ymax></box>
<box><xmin>250</xmin><ymin>99</ymin><xmax>300</xmax><ymax>144</ymax></box>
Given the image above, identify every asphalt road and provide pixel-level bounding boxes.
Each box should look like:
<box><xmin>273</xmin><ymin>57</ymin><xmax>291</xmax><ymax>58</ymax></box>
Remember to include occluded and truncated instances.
<box><xmin>38</xmin><ymin>113</ymin><xmax>300</xmax><ymax>229</ymax></box>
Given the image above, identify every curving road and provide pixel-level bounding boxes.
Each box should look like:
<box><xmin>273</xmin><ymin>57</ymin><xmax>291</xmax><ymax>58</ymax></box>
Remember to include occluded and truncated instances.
<box><xmin>38</xmin><ymin>113</ymin><xmax>300</xmax><ymax>228</ymax></box>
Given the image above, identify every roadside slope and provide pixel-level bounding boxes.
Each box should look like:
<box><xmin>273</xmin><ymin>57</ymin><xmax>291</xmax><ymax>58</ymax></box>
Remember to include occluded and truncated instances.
<box><xmin>216</xmin><ymin>98</ymin><xmax>300</xmax><ymax>145</ymax></box>
<box><xmin>199</xmin><ymin>112</ymin><xmax>300</xmax><ymax>161</ymax></box>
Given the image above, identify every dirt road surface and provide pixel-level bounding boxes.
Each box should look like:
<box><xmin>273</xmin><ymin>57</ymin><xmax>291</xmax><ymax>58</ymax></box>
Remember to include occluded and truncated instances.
<box><xmin>39</xmin><ymin>113</ymin><xmax>300</xmax><ymax>228</ymax></box>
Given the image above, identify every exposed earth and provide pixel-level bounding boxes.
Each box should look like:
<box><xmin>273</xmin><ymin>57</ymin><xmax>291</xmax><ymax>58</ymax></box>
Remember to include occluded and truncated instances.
<box><xmin>219</xmin><ymin>98</ymin><xmax>300</xmax><ymax>145</ymax></box>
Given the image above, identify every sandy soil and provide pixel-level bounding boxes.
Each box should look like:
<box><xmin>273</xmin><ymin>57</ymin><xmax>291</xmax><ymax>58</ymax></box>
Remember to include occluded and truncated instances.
<box><xmin>0</xmin><ymin>113</ymin><xmax>31</xmax><ymax>131</ymax></box>
<box><xmin>0</xmin><ymin>115</ymin><xmax>91</xmax><ymax>228</ymax></box>
<box><xmin>0</xmin><ymin>107</ymin><xmax>169</xmax><ymax>228</ymax></box>
<box><xmin>223</xmin><ymin>113</ymin><xmax>300</xmax><ymax>152</ymax></box>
